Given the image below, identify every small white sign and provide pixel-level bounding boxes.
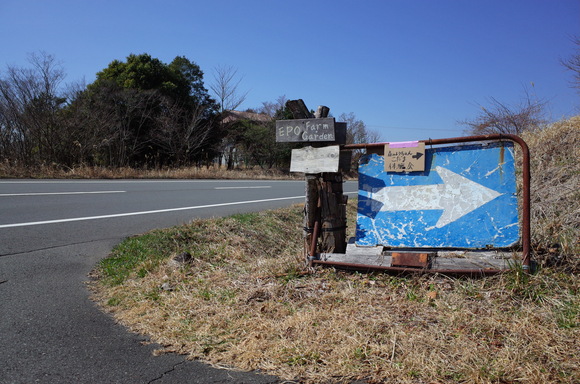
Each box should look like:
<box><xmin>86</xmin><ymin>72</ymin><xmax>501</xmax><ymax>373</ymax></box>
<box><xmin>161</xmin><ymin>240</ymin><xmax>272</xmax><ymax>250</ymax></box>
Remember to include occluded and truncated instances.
<box><xmin>290</xmin><ymin>145</ymin><xmax>340</xmax><ymax>173</ymax></box>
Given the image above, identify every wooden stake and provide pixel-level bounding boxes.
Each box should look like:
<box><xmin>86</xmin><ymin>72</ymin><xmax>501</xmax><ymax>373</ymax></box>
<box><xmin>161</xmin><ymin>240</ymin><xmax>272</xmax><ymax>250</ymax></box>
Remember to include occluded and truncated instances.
<box><xmin>285</xmin><ymin>100</ymin><xmax>347</xmax><ymax>263</ymax></box>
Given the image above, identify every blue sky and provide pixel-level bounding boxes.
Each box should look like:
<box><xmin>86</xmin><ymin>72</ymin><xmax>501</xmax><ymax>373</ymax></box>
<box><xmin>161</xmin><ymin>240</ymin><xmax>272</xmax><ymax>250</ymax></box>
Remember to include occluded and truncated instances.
<box><xmin>1</xmin><ymin>0</ymin><xmax>578</xmax><ymax>142</ymax></box>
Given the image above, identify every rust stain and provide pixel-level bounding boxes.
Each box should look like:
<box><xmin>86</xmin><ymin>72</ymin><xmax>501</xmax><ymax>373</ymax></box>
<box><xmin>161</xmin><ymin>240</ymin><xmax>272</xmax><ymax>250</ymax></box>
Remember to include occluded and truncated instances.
<box><xmin>498</xmin><ymin>145</ymin><xmax>505</xmax><ymax>181</ymax></box>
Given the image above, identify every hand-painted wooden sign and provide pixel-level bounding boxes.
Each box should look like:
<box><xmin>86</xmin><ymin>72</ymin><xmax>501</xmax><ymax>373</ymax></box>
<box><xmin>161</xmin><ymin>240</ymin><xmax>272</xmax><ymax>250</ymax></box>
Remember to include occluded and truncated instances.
<box><xmin>290</xmin><ymin>145</ymin><xmax>340</xmax><ymax>173</ymax></box>
<box><xmin>356</xmin><ymin>142</ymin><xmax>519</xmax><ymax>248</ymax></box>
<box><xmin>290</xmin><ymin>146</ymin><xmax>352</xmax><ymax>173</ymax></box>
<box><xmin>276</xmin><ymin>117</ymin><xmax>336</xmax><ymax>142</ymax></box>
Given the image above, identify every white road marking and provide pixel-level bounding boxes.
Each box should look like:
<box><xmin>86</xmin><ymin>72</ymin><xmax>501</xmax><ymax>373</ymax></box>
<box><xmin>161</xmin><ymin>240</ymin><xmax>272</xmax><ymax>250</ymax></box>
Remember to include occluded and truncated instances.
<box><xmin>0</xmin><ymin>196</ymin><xmax>304</xmax><ymax>229</ymax></box>
<box><xmin>0</xmin><ymin>191</ymin><xmax>126</xmax><ymax>197</ymax></box>
<box><xmin>214</xmin><ymin>186</ymin><xmax>271</xmax><ymax>190</ymax></box>
<box><xmin>0</xmin><ymin>180</ymin><xmax>298</xmax><ymax>184</ymax></box>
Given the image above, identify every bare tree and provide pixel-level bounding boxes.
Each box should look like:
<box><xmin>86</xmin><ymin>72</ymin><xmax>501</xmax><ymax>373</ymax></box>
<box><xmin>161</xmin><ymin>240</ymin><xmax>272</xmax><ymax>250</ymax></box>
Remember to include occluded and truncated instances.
<box><xmin>152</xmin><ymin>97</ymin><xmax>216</xmax><ymax>166</ymax></box>
<box><xmin>0</xmin><ymin>52</ymin><xmax>66</xmax><ymax>165</ymax></box>
<box><xmin>258</xmin><ymin>95</ymin><xmax>288</xmax><ymax>118</ymax></box>
<box><xmin>561</xmin><ymin>36</ymin><xmax>580</xmax><ymax>92</ymax></box>
<box><xmin>338</xmin><ymin>112</ymin><xmax>380</xmax><ymax>168</ymax></box>
<box><xmin>209</xmin><ymin>65</ymin><xmax>248</xmax><ymax>113</ymax></box>
<box><xmin>208</xmin><ymin>65</ymin><xmax>249</xmax><ymax>169</ymax></box>
<box><xmin>460</xmin><ymin>88</ymin><xmax>547</xmax><ymax>136</ymax></box>
<box><xmin>338</xmin><ymin>112</ymin><xmax>380</xmax><ymax>144</ymax></box>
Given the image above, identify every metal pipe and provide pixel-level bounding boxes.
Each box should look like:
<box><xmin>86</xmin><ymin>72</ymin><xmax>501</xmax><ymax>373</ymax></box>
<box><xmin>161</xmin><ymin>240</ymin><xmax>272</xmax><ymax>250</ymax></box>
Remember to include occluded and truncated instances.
<box><xmin>344</xmin><ymin>134</ymin><xmax>532</xmax><ymax>272</ymax></box>
<box><xmin>308</xmin><ymin>220</ymin><xmax>320</xmax><ymax>267</ymax></box>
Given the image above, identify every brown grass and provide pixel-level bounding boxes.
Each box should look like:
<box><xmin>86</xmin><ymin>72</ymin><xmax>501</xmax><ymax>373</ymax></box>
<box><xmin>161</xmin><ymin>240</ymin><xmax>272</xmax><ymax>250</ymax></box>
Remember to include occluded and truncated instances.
<box><xmin>90</xmin><ymin>116</ymin><xmax>580</xmax><ymax>383</ymax></box>
<box><xmin>0</xmin><ymin>162</ymin><xmax>297</xmax><ymax>180</ymax></box>
<box><xmin>519</xmin><ymin>116</ymin><xmax>580</xmax><ymax>270</ymax></box>
<box><xmin>92</xmin><ymin>209</ymin><xmax>579</xmax><ymax>383</ymax></box>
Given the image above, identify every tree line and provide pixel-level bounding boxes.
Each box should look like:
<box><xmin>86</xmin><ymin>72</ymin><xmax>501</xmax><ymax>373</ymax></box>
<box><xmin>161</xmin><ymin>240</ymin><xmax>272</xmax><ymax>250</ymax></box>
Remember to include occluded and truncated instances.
<box><xmin>0</xmin><ymin>52</ymin><xmax>376</xmax><ymax>172</ymax></box>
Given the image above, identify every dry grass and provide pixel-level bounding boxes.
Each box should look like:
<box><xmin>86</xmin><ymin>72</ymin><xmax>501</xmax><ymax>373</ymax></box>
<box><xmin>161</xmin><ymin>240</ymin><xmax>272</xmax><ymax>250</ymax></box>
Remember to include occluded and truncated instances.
<box><xmin>518</xmin><ymin>116</ymin><xmax>580</xmax><ymax>270</ymax></box>
<box><xmin>90</xmin><ymin>116</ymin><xmax>580</xmax><ymax>383</ymax></box>
<box><xmin>0</xmin><ymin>162</ymin><xmax>297</xmax><ymax>180</ymax></box>
<box><xmin>92</xmin><ymin>206</ymin><xmax>579</xmax><ymax>383</ymax></box>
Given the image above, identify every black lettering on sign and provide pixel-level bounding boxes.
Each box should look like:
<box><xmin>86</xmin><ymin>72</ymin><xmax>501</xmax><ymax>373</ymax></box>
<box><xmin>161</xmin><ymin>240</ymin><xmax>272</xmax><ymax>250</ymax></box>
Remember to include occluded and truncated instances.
<box><xmin>384</xmin><ymin>142</ymin><xmax>426</xmax><ymax>173</ymax></box>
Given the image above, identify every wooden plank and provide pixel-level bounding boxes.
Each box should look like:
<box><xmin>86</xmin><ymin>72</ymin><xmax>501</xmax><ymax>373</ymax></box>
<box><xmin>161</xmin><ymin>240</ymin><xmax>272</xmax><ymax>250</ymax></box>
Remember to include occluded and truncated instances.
<box><xmin>345</xmin><ymin>243</ymin><xmax>384</xmax><ymax>257</ymax></box>
<box><xmin>276</xmin><ymin>118</ymin><xmax>336</xmax><ymax>143</ymax></box>
<box><xmin>317</xmin><ymin>243</ymin><xmax>516</xmax><ymax>272</ymax></box>
<box><xmin>286</xmin><ymin>99</ymin><xmax>312</xmax><ymax>119</ymax></box>
<box><xmin>319</xmin><ymin>173</ymin><xmax>347</xmax><ymax>254</ymax></box>
<box><xmin>334</xmin><ymin>122</ymin><xmax>347</xmax><ymax>145</ymax></box>
<box><xmin>290</xmin><ymin>146</ymin><xmax>340</xmax><ymax>173</ymax></box>
<box><xmin>432</xmin><ymin>258</ymin><xmax>507</xmax><ymax>270</ymax></box>
<box><xmin>319</xmin><ymin>252</ymin><xmax>392</xmax><ymax>267</ymax></box>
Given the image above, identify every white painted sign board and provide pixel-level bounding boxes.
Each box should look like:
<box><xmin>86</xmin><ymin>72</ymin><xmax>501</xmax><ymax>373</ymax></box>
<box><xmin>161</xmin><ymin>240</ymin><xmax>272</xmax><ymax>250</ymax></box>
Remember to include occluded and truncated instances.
<box><xmin>290</xmin><ymin>145</ymin><xmax>340</xmax><ymax>173</ymax></box>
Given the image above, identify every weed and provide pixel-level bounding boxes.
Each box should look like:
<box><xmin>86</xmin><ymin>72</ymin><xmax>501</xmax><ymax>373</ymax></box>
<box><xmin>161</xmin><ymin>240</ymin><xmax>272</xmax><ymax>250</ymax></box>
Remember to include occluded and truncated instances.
<box><xmin>555</xmin><ymin>300</ymin><xmax>579</xmax><ymax>329</ymax></box>
<box><xmin>107</xmin><ymin>297</ymin><xmax>121</xmax><ymax>306</ymax></box>
<box><xmin>197</xmin><ymin>288</ymin><xmax>214</xmax><ymax>301</ymax></box>
<box><xmin>283</xmin><ymin>349</ymin><xmax>321</xmax><ymax>366</ymax></box>
<box><xmin>143</xmin><ymin>289</ymin><xmax>160</xmax><ymax>302</ymax></box>
<box><xmin>405</xmin><ymin>287</ymin><xmax>422</xmax><ymax>302</ymax></box>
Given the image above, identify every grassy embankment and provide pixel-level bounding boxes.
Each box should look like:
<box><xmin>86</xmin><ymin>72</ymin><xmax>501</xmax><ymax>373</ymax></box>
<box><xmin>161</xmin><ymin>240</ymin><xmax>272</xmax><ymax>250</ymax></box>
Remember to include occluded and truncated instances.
<box><xmin>90</xmin><ymin>117</ymin><xmax>579</xmax><ymax>384</ymax></box>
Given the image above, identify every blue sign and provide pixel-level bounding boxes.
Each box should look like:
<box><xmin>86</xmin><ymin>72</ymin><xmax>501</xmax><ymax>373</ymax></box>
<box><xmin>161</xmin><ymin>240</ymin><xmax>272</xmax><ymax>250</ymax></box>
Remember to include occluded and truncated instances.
<box><xmin>356</xmin><ymin>142</ymin><xmax>519</xmax><ymax>248</ymax></box>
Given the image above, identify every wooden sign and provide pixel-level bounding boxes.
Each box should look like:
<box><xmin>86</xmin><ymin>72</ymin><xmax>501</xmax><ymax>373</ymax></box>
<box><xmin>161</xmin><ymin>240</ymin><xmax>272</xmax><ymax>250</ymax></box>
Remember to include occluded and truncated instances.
<box><xmin>276</xmin><ymin>117</ymin><xmax>336</xmax><ymax>143</ymax></box>
<box><xmin>384</xmin><ymin>142</ymin><xmax>425</xmax><ymax>172</ymax></box>
<box><xmin>290</xmin><ymin>145</ymin><xmax>341</xmax><ymax>173</ymax></box>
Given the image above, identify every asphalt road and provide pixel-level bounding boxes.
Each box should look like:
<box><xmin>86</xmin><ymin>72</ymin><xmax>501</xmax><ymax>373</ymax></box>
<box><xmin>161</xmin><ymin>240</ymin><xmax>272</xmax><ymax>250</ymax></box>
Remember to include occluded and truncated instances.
<box><xmin>0</xmin><ymin>179</ymin><xmax>357</xmax><ymax>384</ymax></box>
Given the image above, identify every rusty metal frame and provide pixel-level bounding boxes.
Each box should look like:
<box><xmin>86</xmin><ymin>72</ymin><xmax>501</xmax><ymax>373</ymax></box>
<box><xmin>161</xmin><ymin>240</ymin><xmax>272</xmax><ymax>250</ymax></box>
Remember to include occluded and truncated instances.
<box><xmin>313</xmin><ymin>134</ymin><xmax>531</xmax><ymax>274</ymax></box>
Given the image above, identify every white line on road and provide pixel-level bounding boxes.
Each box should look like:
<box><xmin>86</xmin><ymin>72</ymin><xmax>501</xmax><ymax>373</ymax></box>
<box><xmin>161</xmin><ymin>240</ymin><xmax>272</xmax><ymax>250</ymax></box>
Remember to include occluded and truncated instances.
<box><xmin>0</xmin><ymin>196</ymin><xmax>304</xmax><ymax>229</ymax></box>
<box><xmin>0</xmin><ymin>191</ymin><xmax>126</xmax><ymax>197</ymax></box>
<box><xmin>214</xmin><ymin>186</ymin><xmax>271</xmax><ymax>190</ymax></box>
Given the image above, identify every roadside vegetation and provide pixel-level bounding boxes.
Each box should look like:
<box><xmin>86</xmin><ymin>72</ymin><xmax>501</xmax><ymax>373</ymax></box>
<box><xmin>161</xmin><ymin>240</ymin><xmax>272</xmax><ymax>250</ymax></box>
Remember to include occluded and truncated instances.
<box><xmin>0</xmin><ymin>52</ymin><xmax>375</xmax><ymax>178</ymax></box>
<box><xmin>91</xmin><ymin>116</ymin><xmax>579</xmax><ymax>384</ymax></box>
<box><xmin>0</xmin><ymin>162</ymin><xmax>298</xmax><ymax>180</ymax></box>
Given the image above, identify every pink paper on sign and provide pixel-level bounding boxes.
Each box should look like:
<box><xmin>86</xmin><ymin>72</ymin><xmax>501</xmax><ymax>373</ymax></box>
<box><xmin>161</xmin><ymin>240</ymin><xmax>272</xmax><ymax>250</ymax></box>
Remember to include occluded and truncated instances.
<box><xmin>388</xmin><ymin>141</ymin><xmax>419</xmax><ymax>148</ymax></box>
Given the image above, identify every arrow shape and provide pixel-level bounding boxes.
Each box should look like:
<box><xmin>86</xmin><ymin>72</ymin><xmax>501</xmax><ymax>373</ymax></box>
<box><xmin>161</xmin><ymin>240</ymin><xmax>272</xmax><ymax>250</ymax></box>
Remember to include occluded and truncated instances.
<box><xmin>412</xmin><ymin>152</ymin><xmax>423</xmax><ymax>160</ymax></box>
<box><xmin>362</xmin><ymin>166</ymin><xmax>503</xmax><ymax>228</ymax></box>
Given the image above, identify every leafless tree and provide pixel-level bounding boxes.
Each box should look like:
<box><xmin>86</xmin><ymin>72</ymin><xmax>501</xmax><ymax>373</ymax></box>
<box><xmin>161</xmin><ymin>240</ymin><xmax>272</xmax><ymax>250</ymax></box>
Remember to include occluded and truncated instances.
<box><xmin>0</xmin><ymin>52</ymin><xmax>66</xmax><ymax>165</ymax></box>
<box><xmin>153</xmin><ymin>97</ymin><xmax>216</xmax><ymax>166</ymax></box>
<box><xmin>209</xmin><ymin>65</ymin><xmax>248</xmax><ymax>113</ymax></box>
<box><xmin>258</xmin><ymin>95</ymin><xmax>288</xmax><ymax>118</ymax></box>
<box><xmin>561</xmin><ymin>36</ymin><xmax>580</xmax><ymax>93</ymax></box>
<box><xmin>338</xmin><ymin>112</ymin><xmax>380</xmax><ymax>167</ymax></box>
<box><xmin>339</xmin><ymin>112</ymin><xmax>380</xmax><ymax>144</ymax></box>
<box><xmin>208</xmin><ymin>66</ymin><xmax>249</xmax><ymax>169</ymax></box>
<box><xmin>460</xmin><ymin>88</ymin><xmax>547</xmax><ymax>136</ymax></box>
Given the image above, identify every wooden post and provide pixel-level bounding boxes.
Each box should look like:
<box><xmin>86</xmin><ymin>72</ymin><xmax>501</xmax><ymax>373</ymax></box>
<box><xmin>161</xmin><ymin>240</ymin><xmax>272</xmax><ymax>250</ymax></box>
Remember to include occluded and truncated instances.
<box><xmin>284</xmin><ymin>100</ymin><xmax>347</xmax><ymax>264</ymax></box>
<box><xmin>304</xmin><ymin>174</ymin><xmax>319</xmax><ymax>262</ymax></box>
<box><xmin>319</xmin><ymin>172</ymin><xmax>347</xmax><ymax>254</ymax></box>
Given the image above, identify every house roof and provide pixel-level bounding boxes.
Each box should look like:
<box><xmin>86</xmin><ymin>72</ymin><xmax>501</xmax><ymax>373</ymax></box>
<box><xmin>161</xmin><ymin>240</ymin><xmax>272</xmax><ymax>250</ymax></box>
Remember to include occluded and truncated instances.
<box><xmin>221</xmin><ymin>110</ymin><xmax>272</xmax><ymax>124</ymax></box>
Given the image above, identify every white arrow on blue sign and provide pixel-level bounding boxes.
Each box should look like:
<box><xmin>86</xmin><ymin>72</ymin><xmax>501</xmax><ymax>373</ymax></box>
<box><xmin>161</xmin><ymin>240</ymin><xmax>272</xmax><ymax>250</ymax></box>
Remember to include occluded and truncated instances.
<box><xmin>356</xmin><ymin>142</ymin><xmax>519</xmax><ymax>248</ymax></box>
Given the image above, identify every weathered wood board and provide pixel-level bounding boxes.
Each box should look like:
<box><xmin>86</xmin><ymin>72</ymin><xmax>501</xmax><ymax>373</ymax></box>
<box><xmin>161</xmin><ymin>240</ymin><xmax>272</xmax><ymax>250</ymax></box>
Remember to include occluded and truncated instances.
<box><xmin>316</xmin><ymin>241</ymin><xmax>518</xmax><ymax>272</ymax></box>
<box><xmin>290</xmin><ymin>146</ymin><xmax>340</xmax><ymax>173</ymax></box>
<box><xmin>276</xmin><ymin>118</ymin><xmax>336</xmax><ymax>142</ymax></box>
<box><xmin>290</xmin><ymin>146</ymin><xmax>351</xmax><ymax>173</ymax></box>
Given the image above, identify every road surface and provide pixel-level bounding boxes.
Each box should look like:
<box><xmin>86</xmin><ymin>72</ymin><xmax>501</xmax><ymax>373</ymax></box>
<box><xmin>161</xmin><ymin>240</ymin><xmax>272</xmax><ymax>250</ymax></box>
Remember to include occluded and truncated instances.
<box><xmin>0</xmin><ymin>179</ymin><xmax>356</xmax><ymax>384</ymax></box>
